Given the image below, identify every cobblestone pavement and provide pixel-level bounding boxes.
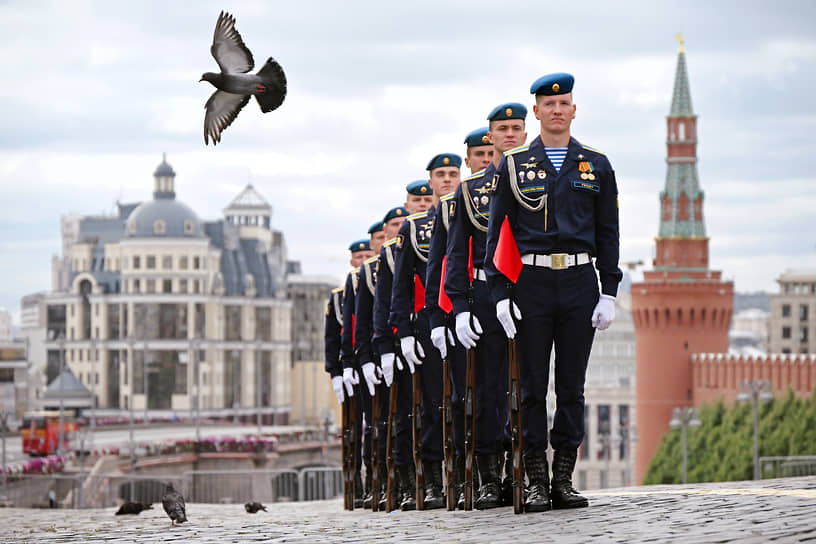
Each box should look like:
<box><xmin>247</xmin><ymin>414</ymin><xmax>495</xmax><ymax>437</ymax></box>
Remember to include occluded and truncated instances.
<box><xmin>1</xmin><ymin>477</ymin><xmax>815</xmax><ymax>543</ymax></box>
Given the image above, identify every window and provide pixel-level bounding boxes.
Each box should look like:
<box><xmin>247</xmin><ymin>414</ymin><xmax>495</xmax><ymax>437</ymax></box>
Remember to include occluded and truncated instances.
<box><xmin>146</xmin><ymin>256</ymin><xmax>156</xmax><ymax>269</ymax></box>
<box><xmin>162</xmin><ymin>256</ymin><xmax>172</xmax><ymax>270</ymax></box>
<box><xmin>179</xmin><ymin>256</ymin><xmax>188</xmax><ymax>270</ymax></box>
<box><xmin>146</xmin><ymin>279</ymin><xmax>156</xmax><ymax>293</ymax></box>
<box><xmin>597</xmin><ymin>405</ymin><xmax>611</xmax><ymax>460</ymax></box>
<box><xmin>800</xmin><ymin>305</ymin><xmax>809</xmax><ymax>322</ymax></box>
<box><xmin>133</xmin><ymin>256</ymin><xmax>141</xmax><ymax>269</ymax></box>
<box><xmin>133</xmin><ymin>279</ymin><xmax>141</xmax><ymax>293</ymax></box>
<box><xmin>163</xmin><ymin>279</ymin><xmax>172</xmax><ymax>293</ymax></box>
<box><xmin>179</xmin><ymin>279</ymin><xmax>188</xmax><ymax>293</ymax></box>
<box><xmin>801</xmin><ymin>327</ymin><xmax>809</xmax><ymax>343</ymax></box>
<box><xmin>782</xmin><ymin>348</ymin><xmax>791</xmax><ymax>354</ymax></box>
<box><xmin>184</xmin><ymin>220</ymin><xmax>195</xmax><ymax>235</ymax></box>
<box><xmin>782</xmin><ymin>304</ymin><xmax>791</xmax><ymax>317</ymax></box>
<box><xmin>193</xmin><ymin>256</ymin><xmax>200</xmax><ymax>269</ymax></box>
<box><xmin>782</xmin><ymin>326</ymin><xmax>791</xmax><ymax>339</ymax></box>
<box><xmin>153</xmin><ymin>219</ymin><xmax>166</xmax><ymax>235</ymax></box>
<box><xmin>123</xmin><ymin>257</ymin><xmax>129</xmax><ymax>269</ymax></box>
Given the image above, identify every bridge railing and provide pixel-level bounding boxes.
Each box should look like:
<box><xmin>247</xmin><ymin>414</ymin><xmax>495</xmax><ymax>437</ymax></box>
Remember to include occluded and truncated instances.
<box><xmin>759</xmin><ymin>456</ymin><xmax>816</xmax><ymax>479</ymax></box>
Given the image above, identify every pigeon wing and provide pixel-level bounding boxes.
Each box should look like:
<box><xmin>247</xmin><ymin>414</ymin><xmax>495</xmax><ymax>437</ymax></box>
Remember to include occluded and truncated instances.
<box><xmin>204</xmin><ymin>90</ymin><xmax>250</xmax><ymax>145</ymax></box>
<box><xmin>254</xmin><ymin>57</ymin><xmax>287</xmax><ymax>113</ymax></box>
<box><xmin>211</xmin><ymin>11</ymin><xmax>254</xmax><ymax>74</ymax></box>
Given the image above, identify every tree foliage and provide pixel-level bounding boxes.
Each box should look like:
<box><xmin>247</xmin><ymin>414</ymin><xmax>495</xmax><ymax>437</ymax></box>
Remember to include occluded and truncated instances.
<box><xmin>643</xmin><ymin>391</ymin><xmax>816</xmax><ymax>484</ymax></box>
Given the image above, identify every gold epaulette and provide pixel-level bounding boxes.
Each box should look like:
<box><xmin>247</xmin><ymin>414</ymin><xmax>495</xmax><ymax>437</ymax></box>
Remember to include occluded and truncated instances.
<box><xmin>462</xmin><ymin>169</ymin><xmax>486</xmax><ymax>182</ymax></box>
<box><xmin>383</xmin><ymin>237</ymin><xmax>398</xmax><ymax>247</ymax></box>
<box><xmin>364</xmin><ymin>255</ymin><xmax>379</xmax><ymax>265</ymax></box>
<box><xmin>504</xmin><ymin>143</ymin><xmax>530</xmax><ymax>156</ymax></box>
<box><xmin>440</xmin><ymin>192</ymin><xmax>456</xmax><ymax>202</ymax></box>
<box><xmin>581</xmin><ymin>144</ymin><xmax>606</xmax><ymax>156</ymax></box>
<box><xmin>331</xmin><ymin>286</ymin><xmax>344</xmax><ymax>294</ymax></box>
<box><xmin>407</xmin><ymin>211</ymin><xmax>428</xmax><ymax>221</ymax></box>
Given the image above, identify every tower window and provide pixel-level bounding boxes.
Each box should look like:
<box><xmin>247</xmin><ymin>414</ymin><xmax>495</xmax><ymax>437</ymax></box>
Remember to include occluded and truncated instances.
<box><xmin>153</xmin><ymin>219</ymin><xmax>166</xmax><ymax>235</ymax></box>
<box><xmin>184</xmin><ymin>220</ymin><xmax>195</xmax><ymax>235</ymax></box>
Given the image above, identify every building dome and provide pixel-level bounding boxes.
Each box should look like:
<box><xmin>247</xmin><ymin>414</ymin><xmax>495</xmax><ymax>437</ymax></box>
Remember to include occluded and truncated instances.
<box><xmin>125</xmin><ymin>198</ymin><xmax>204</xmax><ymax>238</ymax></box>
<box><xmin>154</xmin><ymin>153</ymin><xmax>176</xmax><ymax>178</ymax></box>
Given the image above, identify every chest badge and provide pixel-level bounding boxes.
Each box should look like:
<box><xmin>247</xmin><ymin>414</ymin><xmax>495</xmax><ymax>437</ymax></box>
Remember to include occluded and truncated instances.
<box><xmin>537</xmin><ymin>169</ymin><xmax>547</xmax><ymax>180</ymax></box>
<box><xmin>526</xmin><ymin>170</ymin><xmax>536</xmax><ymax>181</ymax></box>
<box><xmin>579</xmin><ymin>161</ymin><xmax>596</xmax><ymax>181</ymax></box>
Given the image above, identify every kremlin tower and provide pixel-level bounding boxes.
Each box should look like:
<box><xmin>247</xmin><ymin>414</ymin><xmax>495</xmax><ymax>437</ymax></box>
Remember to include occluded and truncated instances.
<box><xmin>631</xmin><ymin>37</ymin><xmax>734</xmax><ymax>483</ymax></box>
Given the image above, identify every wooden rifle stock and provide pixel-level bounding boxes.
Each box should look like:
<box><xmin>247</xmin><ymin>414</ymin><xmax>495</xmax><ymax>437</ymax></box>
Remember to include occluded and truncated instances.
<box><xmin>385</xmin><ymin>376</ymin><xmax>399</xmax><ymax>512</ymax></box>
<box><xmin>508</xmin><ymin>336</ymin><xmax>524</xmax><ymax>514</ymax></box>
<box><xmin>371</xmin><ymin>378</ymin><xmax>380</xmax><ymax>512</ymax></box>
<box><xmin>463</xmin><ymin>343</ymin><xmax>475</xmax><ymax>511</ymax></box>
<box><xmin>442</xmin><ymin>335</ymin><xmax>455</xmax><ymax>511</ymax></box>
<box><xmin>412</xmin><ymin>367</ymin><xmax>425</xmax><ymax>510</ymax></box>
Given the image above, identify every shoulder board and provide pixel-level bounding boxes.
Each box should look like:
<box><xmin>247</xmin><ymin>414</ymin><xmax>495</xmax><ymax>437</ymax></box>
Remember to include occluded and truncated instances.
<box><xmin>581</xmin><ymin>144</ymin><xmax>606</xmax><ymax>156</ymax></box>
<box><xmin>350</xmin><ymin>267</ymin><xmax>360</xmax><ymax>274</ymax></box>
<box><xmin>364</xmin><ymin>255</ymin><xmax>379</xmax><ymax>265</ymax></box>
<box><xmin>440</xmin><ymin>192</ymin><xmax>456</xmax><ymax>202</ymax></box>
<box><xmin>407</xmin><ymin>211</ymin><xmax>428</xmax><ymax>221</ymax></box>
<box><xmin>331</xmin><ymin>286</ymin><xmax>344</xmax><ymax>294</ymax></box>
<box><xmin>462</xmin><ymin>170</ymin><xmax>486</xmax><ymax>182</ymax></box>
<box><xmin>504</xmin><ymin>143</ymin><xmax>530</xmax><ymax>157</ymax></box>
<box><xmin>383</xmin><ymin>237</ymin><xmax>398</xmax><ymax>247</ymax></box>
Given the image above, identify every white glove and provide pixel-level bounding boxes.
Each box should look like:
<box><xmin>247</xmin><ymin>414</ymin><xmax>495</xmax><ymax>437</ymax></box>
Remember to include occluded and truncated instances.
<box><xmin>430</xmin><ymin>326</ymin><xmax>455</xmax><ymax>359</ymax></box>
<box><xmin>399</xmin><ymin>335</ymin><xmax>424</xmax><ymax>374</ymax></box>
<box><xmin>380</xmin><ymin>353</ymin><xmax>395</xmax><ymax>387</ymax></box>
<box><xmin>592</xmin><ymin>294</ymin><xmax>616</xmax><ymax>330</ymax></box>
<box><xmin>331</xmin><ymin>376</ymin><xmax>344</xmax><ymax>404</ymax></box>
<box><xmin>455</xmin><ymin>312</ymin><xmax>483</xmax><ymax>350</ymax></box>
<box><xmin>496</xmin><ymin>298</ymin><xmax>522</xmax><ymax>339</ymax></box>
<box><xmin>361</xmin><ymin>362</ymin><xmax>380</xmax><ymax>396</ymax></box>
<box><xmin>342</xmin><ymin>367</ymin><xmax>358</xmax><ymax>397</ymax></box>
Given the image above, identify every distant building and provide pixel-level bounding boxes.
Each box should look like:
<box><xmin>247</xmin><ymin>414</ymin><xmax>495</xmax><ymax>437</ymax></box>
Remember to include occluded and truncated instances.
<box><xmin>0</xmin><ymin>310</ymin><xmax>12</xmax><ymax>342</ymax></box>
<box><xmin>0</xmin><ymin>340</ymin><xmax>28</xmax><ymax>420</ymax></box>
<box><xmin>42</xmin><ymin>155</ymin><xmax>295</xmax><ymax>422</ymax></box>
<box><xmin>729</xmin><ymin>308</ymin><xmax>769</xmax><ymax>354</ymax></box>
<box><xmin>769</xmin><ymin>269</ymin><xmax>816</xmax><ymax>354</ymax></box>
<box><xmin>20</xmin><ymin>292</ymin><xmax>48</xmax><ymax>411</ymax></box>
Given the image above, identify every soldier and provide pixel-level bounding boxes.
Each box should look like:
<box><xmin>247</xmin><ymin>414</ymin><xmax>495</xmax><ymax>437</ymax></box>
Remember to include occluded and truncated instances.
<box><xmin>339</xmin><ymin>237</ymin><xmax>375</xmax><ymax>508</ymax></box>
<box><xmin>375</xmin><ymin>185</ymin><xmax>431</xmax><ymax>511</ymax></box>
<box><xmin>391</xmin><ymin>154</ymin><xmax>461</xmax><ymax>510</ymax></box>
<box><xmin>425</xmin><ymin>127</ymin><xmax>493</xmax><ymax>509</ymax></box>
<box><xmin>447</xmin><ymin>105</ymin><xmax>528</xmax><ymax>509</ymax></box>
<box><xmin>484</xmin><ymin>73</ymin><xmax>621</xmax><ymax>511</ymax></box>
<box><xmin>356</xmin><ymin>206</ymin><xmax>410</xmax><ymax>510</ymax></box>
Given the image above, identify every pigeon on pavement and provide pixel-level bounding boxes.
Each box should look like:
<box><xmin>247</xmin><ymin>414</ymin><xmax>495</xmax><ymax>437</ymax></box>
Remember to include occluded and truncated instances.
<box><xmin>161</xmin><ymin>483</ymin><xmax>187</xmax><ymax>526</ymax></box>
<box><xmin>244</xmin><ymin>501</ymin><xmax>268</xmax><ymax>513</ymax></box>
<box><xmin>200</xmin><ymin>10</ymin><xmax>287</xmax><ymax>145</ymax></box>
<box><xmin>115</xmin><ymin>502</ymin><xmax>153</xmax><ymax>515</ymax></box>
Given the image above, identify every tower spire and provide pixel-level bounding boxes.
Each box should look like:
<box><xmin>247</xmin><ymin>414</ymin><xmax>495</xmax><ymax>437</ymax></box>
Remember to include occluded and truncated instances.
<box><xmin>670</xmin><ymin>36</ymin><xmax>693</xmax><ymax>117</ymax></box>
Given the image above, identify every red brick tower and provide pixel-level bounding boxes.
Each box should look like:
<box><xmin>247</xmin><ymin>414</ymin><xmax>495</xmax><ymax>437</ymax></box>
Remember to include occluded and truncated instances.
<box><xmin>631</xmin><ymin>37</ymin><xmax>734</xmax><ymax>483</ymax></box>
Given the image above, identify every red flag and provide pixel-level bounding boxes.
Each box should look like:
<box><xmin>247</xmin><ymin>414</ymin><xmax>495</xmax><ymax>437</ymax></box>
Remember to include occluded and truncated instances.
<box><xmin>351</xmin><ymin>314</ymin><xmax>356</xmax><ymax>347</ymax></box>
<box><xmin>414</xmin><ymin>273</ymin><xmax>425</xmax><ymax>314</ymax></box>
<box><xmin>493</xmin><ymin>215</ymin><xmax>522</xmax><ymax>283</ymax></box>
<box><xmin>467</xmin><ymin>236</ymin><xmax>474</xmax><ymax>283</ymax></box>
<box><xmin>438</xmin><ymin>256</ymin><xmax>453</xmax><ymax>313</ymax></box>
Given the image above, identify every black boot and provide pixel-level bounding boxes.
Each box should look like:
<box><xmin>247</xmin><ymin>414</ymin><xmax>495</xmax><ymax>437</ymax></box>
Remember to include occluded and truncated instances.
<box><xmin>523</xmin><ymin>450</ymin><xmax>551</xmax><ymax>512</ymax></box>
<box><xmin>377</xmin><ymin>462</ymin><xmax>389</xmax><ymax>511</ymax></box>
<box><xmin>423</xmin><ymin>460</ymin><xmax>445</xmax><ymax>509</ymax></box>
<box><xmin>500</xmin><ymin>450</ymin><xmax>513</xmax><ymax>506</ymax></box>
<box><xmin>398</xmin><ymin>464</ymin><xmax>417</xmax><ymax>511</ymax></box>
<box><xmin>454</xmin><ymin>455</ymin><xmax>466</xmax><ymax>510</ymax></box>
<box><xmin>475</xmin><ymin>454</ymin><xmax>502</xmax><ymax>510</ymax></box>
<box><xmin>354</xmin><ymin>469</ymin><xmax>364</xmax><ymax>509</ymax></box>
<box><xmin>362</xmin><ymin>464</ymin><xmax>373</xmax><ymax>509</ymax></box>
<box><xmin>551</xmin><ymin>449</ymin><xmax>588</xmax><ymax>509</ymax></box>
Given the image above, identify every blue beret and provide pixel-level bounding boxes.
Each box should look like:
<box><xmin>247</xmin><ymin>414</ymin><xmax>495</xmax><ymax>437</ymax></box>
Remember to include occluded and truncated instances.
<box><xmin>367</xmin><ymin>221</ymin><xmax>384</xmax><ymax>234</ymax></box>
<box><xmin>383</xmin><ymin>206</ymin><xmax>408</xmax><ymax>222</ymax></box>
<box><xmin>464</xmin><ymin>127</ymin><xmax>491</xmax><ymax>147</ymax></box>
<box><xmin>487</xmin><ymin>103</ymin><xmax>528</xmax><ymax>122</ymax></box>
<box><xmin>349</xmin><ymin>238</ymin><xmax>371</xmax><ymax>252</ymax></box>
<box><xmin>406</xmin><ymin>180</ymin><xmax>432</xmax><ymax>196</ymax></box>
<box><xmin>426</xmin><ymin>153</ymin><xmax>462</xmax><ymax>171</ymax></box>
<box><xmin>530</xmin><ymin>72</ymin><xmax>574</xmax><ymax>96</ymax></box>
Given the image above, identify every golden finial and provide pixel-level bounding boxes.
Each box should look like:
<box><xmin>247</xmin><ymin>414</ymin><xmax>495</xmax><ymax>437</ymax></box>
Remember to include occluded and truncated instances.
<box><xmin>675</xmin><ymin>33</ymin><xmax>685</xmax><ymax>54</ymax></box>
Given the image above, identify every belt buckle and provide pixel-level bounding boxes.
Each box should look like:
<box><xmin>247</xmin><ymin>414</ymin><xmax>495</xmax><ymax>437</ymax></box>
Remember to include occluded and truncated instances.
<box><xmin>550</xmin><ymin>253</ymin><xmax>568</xmax><ymax>270</ymax></box>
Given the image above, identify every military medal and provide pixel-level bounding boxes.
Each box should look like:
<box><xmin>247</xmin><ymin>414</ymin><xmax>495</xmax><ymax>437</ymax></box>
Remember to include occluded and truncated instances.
<box><xmin>480</xmin><ymin>195</ymin><xmax>489</xmax><ymax>205</ymax></box>
<box><xmin>526</xmin><ymin>170</ymin><xmax>536</xmax><ymax>181</ymax></box>
<box><xmin>579</xmin><ymin>161</ymin><xmax>596</xmax><ymax>181</ymax></box>
<box><xmin>537</xmin><ymin>170</ymin><xmax>547</xmax><ymax>180</ymax></box>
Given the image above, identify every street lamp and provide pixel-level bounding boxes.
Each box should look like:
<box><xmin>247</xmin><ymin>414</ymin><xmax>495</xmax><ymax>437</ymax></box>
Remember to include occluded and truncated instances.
<box><xmin>669</xmin><ymin>406</ymin><xmax>701</xmax><ymax>484</ymax></box>
<box><xmin>736</xmin><ymin>379</ymin><xmax>773</xmax><ymax>480</ymax></box>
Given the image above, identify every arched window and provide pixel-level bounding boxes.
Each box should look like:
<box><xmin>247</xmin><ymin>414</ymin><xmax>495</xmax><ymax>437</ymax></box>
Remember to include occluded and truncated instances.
<box><xmin>184</xmin><ymin>220</ymin><xmax>195</xmax><ymax>235</ymax></box>
<box><xmin>153</xmin><ymin>219</ymin><xmax>167</xmax><ymax>235</ymax></box>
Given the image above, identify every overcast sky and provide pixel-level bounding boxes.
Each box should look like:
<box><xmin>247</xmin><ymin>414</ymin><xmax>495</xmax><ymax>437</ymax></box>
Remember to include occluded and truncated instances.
<box><xmin>1</xmin><ymin>0</ymin><xmax>815</xmax><ymax>322</ymax></box>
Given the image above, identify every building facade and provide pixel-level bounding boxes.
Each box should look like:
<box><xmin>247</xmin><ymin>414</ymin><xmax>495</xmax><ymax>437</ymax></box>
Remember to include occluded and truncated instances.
<box><xmin>769</xmin><ymin>269</ymin><xmax>816</xmax><ymax>354</ymax></box>
<box><xmin>42</xmin><ymin>156</ymin><xmax>294</xmax><ymax>422</ymax></box>
<box><xmin>630</xmin><ymin>41</ymin><xmax>734</xmax><ymax>483</ymax></box>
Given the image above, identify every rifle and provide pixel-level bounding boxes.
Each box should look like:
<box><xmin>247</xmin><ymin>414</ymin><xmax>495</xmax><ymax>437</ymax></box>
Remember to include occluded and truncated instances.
<box><xmin>348</xmin><ymin>392</ymin><xmax>357</xmax><ymax>510</ymax></box>
<box><xmin>508</xmin><ymin>335</ymin><xmax>524</xmax><ymax>514</ymax></box>
<box><xmin>385</xmin><ymin>372</ymin><xmax>399</xmax><ymax>512</ymax></box>
<box><xmin>341</xmin><ymin>390</ymin><xmax>354</xmax><ymax>510</ymax></box>
<box><xmin>371</xmin><ymin>374</ymin><xmax>380</xmax><ymax>512</ymax></box>
<box><xmin>412</xmin><ymin>357</ymin><xmax>425</xmax><ymax>510</ymax></box>
<box><xmin>463</xmin><ymin>286</ymin><xmax>476</xmax><ymax>511</ymax></box>
<box><xmin>442</xmin><ymin>316</ymin><xmax>455</xmax><ymax>510</ymax></box>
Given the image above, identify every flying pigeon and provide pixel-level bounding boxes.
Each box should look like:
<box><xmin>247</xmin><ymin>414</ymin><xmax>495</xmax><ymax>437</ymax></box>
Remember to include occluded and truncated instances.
<box><xmin>244</xmin><ymin>501</ymin><xmax>267</xmax><ymax>513</ymax></box>
<box><xmin>200</xmin><ymin>10</ymin><xmax>287</xmax><ymax>145</ymax></box>
<box><xmin>115</xmin><ymin>502</ymin><xmax>153</xmax><ymax>515</ymax></box>
<box><xmin>161</xmin><ymin>483</ymin><xmax>187</xmax><ymax>526</ymax></box>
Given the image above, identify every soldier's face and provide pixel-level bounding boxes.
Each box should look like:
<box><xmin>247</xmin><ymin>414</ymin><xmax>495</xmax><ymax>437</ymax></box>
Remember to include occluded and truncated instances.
<box><xmin>405</xmin><ymin>194</ymin><xmax>433</xmax><ymax>214</ymax></box>
<box><xmin>370</xmin><ymin>230</ymin><xmax>386</xmax><ymax>253</ymax></box>
<box><xmin>534</xmin><ymin>93</ymin><xmax>576</xmax><ymax>134</ymax></box>
<box><xmin>350</xmin><ymin>250</ymin><xmax>371</xmax><ymax>268</ymax></box>
<box><xmin>488</xmin><ymin>119</ymin><xmax>526</xmax><ymax>154</ymax></box>
<box><xmin>429</xmin><ymin>166</ymin><xmax>460</xmax><ymax>198</ymax></box>
<box><xmin>465</xmin><ymin>146</ymin><xmax>494</xmax><ymax>173</ymax></box>
<box><xmin>384</xmin><ymin>217</ymin><xmax>406</xmax><ymax>239</ymax></box>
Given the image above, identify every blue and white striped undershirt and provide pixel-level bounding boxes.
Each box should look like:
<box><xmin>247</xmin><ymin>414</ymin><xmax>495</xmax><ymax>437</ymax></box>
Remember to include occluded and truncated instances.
<box><xmin>545</xmin><ymin>147</ymin><xmax>568</xmax><ymax>172</ymax></box>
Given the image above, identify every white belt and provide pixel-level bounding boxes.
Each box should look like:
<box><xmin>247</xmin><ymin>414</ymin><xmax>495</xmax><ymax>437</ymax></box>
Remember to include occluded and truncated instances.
<box><xmin>472</xmin><ymin>268</ymin><xmax>486</xmax><ymax>282</ymax></box>
<box><xmin>520</xmin><ymin>252</ymin><xmax>590</xmax><ymax>270</ymax></box>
